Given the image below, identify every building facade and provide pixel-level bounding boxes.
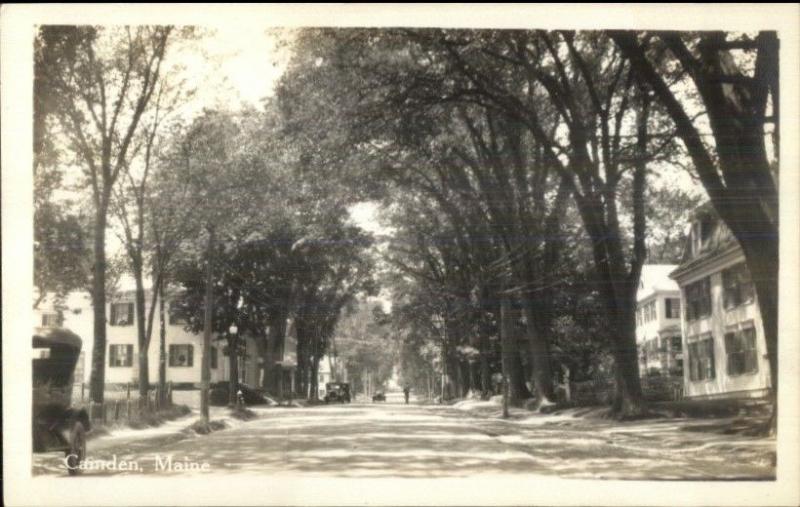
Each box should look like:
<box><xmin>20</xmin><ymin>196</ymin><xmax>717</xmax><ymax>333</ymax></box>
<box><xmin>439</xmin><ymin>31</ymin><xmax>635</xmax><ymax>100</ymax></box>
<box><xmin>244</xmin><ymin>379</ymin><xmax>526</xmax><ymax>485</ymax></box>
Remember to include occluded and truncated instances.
<box><xmin>670</xmin><ymin>205</ymin><xmax>772</xmax><ymax>400</ymax></box>
<box><xmin>635</xmin><ymin>265</ymin><xmax>683</xmax><ymax>377</ymax></box>
<box><xmin>34</xmin><ymin>290</ymin><xmax>259</xmax><ymax>389</ymax></box>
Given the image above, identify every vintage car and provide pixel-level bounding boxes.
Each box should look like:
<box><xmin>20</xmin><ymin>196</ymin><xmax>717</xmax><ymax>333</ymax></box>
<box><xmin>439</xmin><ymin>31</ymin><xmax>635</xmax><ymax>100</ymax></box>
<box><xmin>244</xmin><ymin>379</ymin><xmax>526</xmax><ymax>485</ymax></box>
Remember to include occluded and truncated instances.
<box><xmin>372</xmin><ymin>391</ymin><xmax>386</xmax><ymax>402</ymax></box>
<box><xmin>323</xmin><ymin>382</ymin><xmax>351</xmax><ymax>404</ymax></box>
<box><xmin>33</xmin><ymin>327</ymin><xmax>90</xmax><ymax>475</ymax></box>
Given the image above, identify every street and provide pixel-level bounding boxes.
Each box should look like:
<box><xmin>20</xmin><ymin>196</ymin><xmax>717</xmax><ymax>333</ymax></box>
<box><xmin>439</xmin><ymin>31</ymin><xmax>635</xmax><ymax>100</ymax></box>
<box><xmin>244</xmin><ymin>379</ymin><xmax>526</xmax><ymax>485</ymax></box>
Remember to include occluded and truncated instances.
<box><xmin>33</xmin><ymin>400</ymin><xmax>775</xmax><ymax>480</ymax></box>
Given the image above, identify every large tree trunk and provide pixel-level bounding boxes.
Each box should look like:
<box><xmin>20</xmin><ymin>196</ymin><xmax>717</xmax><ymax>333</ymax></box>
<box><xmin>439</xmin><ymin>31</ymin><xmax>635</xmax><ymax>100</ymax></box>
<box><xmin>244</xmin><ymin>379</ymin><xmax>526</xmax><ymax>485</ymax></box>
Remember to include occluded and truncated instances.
<box><xmin>89</xmin><ymin>207</ymin><xmax>108</xmax><ymax>404</ymax></box>
<box><xmin>610</xmin><ymin>303</ymin><xmax>645</xmax><ymax>418</ymax></box>
<box><xmin>262</xmin><ymin>313</ymin><xmax>288</xmax><ymax>394</ymax></box>
<box><xmin>158</xmin><ymin>280</ymin><xmax>167</xmax><ymax>405</ymax></box>
<box><xmin>479</xmin><ymin>331</ymin><xmax>492</xmax><ymax>398</ymax></box>
<box><xmin>500</xmin><ymin>291</ymin><xmax>532</xmax><ymax>405</ymax></box>
<box><xmin>200</xmin><ymin>226</ymin><xmax>215</xmax><ymax>422</ymax></box>
<box><xmin>742</xmin><ymin>241</ymin><xmax>779</xmax><ymax>430</ymax></box>
<box><xmin>521</xmin><ymin>302</ymin><xmax>556</xmax><ymax>404</ymax></box>
<box><xmin>133</xmin><ymin>260</ymin><xmax>149</xmax><ymax>405</ymax></box>
<box><xmin>310</xmin><ymin>351</ymin><xmax>320</xmax><ymax>401</ymax></box>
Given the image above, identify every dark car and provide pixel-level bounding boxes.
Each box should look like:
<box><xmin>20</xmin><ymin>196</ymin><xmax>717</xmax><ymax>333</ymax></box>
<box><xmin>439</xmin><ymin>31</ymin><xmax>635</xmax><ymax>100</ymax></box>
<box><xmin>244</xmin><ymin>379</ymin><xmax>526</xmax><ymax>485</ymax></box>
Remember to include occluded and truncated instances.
<box><xmin>323</xmin><ymin>382</ymin><xmax>351</xmax><ymax>404</ymax></box>
<box><xmin>33</xmin><ymin>327</ymin><xmax>91</xmax><ymax>475</ymax></box>
<box><xmin>372</xmin><ymin>391</ymin><xmax>386</xmax><ymax>402</ymax></box>
<box><xmin>210</xmin><ymin>381</ymin><xmax>273</xmax><ymax>406</ymax></box>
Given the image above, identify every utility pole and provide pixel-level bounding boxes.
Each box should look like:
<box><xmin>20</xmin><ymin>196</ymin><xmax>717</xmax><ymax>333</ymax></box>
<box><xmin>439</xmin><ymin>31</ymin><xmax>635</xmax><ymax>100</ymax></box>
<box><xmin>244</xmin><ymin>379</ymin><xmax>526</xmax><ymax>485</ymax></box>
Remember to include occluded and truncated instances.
<box><xmin>441</xmin><ymin>313</ymin><xmax>447</xmax><ymax>403</ymax></box>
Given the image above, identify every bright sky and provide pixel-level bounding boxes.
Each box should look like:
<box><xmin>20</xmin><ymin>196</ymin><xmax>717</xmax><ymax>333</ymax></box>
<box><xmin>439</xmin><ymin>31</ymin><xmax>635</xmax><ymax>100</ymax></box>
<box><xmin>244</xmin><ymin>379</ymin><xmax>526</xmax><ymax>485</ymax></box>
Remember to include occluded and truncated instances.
<box><xmin>171</xmin><ymin>26</ymin><xmax>291</xmax><ymax>115</ymax></box>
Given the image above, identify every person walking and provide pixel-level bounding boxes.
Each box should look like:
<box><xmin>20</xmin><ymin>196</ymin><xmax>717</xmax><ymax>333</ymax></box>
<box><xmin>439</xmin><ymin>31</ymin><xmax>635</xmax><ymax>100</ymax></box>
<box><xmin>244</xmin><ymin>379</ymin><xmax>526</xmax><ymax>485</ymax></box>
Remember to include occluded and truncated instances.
<box><xmin>403</xmin><ymin>385</ymin><xmax>410</xmax><ymax>405</ymax></box>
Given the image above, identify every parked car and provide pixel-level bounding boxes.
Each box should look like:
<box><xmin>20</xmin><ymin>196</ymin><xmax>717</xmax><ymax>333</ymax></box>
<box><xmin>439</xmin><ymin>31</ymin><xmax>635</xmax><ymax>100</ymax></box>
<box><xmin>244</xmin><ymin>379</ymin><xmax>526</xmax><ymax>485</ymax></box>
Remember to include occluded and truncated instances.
<box><xmin>323</xmin><ymin>382</ymin><xmax>351</xmax><ymax>403</ymax></box>
<box><xmin>210</xmin><ymin>381</ymin><xmax>273</xmax><ymax>406</ymax></box>
<box><xmin>33</xmin><ymin>327</ymin><xmax>90</xmax><ymax>476</ymax></box>
<box><xmin>372</xmin><ymin>391</ymin><xmax>386</xmax><ymax>402</ymax></box>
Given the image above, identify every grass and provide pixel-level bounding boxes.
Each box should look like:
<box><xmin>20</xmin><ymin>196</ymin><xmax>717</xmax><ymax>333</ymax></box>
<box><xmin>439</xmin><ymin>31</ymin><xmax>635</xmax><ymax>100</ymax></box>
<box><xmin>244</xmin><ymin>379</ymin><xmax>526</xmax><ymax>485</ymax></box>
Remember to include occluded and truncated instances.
<box><xmin>185</xmin><ymin>419</ymin><xmax>228</xmax><ymax>435</ymax></box>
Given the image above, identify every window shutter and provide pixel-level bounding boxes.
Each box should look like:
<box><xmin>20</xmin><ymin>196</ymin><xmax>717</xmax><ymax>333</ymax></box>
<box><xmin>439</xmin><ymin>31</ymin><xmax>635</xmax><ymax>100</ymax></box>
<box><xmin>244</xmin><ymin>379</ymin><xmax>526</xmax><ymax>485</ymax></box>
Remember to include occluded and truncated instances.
<box><xmin>188</xmin><ymin>345</ymin><xmax>194</xmax><ymax>367</ymax></box>
<box><xmin>110</xmin><ymin>303</ymin><xmax>117</xmax><ymax>326</ymax></box>
<box><xmin>109</xmin><ymin>345</ymin><xmax>117</xmax><ymax>366</ymax></box>
<box><xmin>127</xmin><ymin>303</ymin><xmax>134</xmax><ymax>326</ymax></box>
<box><xmin>127</xmin><ymin>345</ymin><xmax>134</xmax><ymax>366</ymax></box>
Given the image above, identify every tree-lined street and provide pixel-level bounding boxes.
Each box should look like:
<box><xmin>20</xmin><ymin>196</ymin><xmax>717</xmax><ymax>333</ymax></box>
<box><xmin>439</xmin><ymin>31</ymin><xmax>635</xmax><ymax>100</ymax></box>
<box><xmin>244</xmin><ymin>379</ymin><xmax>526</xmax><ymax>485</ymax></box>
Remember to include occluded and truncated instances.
<box><xmin>33</xmin><ymin>401</ymin><xmax>774</xmax><ymax>479</ymax></box>
<box><xmin>27</xmin><ymin>15</ymin><xmax>787</xmax><ymax>489</ymax></box>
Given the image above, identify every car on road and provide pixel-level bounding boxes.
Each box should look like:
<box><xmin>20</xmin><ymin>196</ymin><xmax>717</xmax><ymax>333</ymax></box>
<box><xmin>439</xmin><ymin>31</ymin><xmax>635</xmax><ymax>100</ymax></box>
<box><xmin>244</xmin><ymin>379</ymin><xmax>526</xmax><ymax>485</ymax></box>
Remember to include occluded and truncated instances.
<box><xmin>210</xmin><ymin>381</ymin><xmax>273</xmax><ymax>406</ymax></box>
<box><xmin>372</xmin><ymin>391</ymin><xmax>386</xmax><ymax>402</ymax></box>
<box><xmin>323</xmin><ymin>382</ymin><xmax>351</xmax><ymax>404</ymax></box>
<box><xmin>33</xmin><ymin>327</ymin><xmax>91</xmax><ymax>476</ymax></box>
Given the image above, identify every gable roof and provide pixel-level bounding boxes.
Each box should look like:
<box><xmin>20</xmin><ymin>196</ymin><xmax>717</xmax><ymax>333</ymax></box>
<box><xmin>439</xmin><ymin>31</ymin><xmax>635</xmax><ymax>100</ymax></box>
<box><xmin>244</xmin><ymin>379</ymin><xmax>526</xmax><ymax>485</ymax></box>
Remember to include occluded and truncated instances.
<box><xmin>637</xmin><ymin>264</ymin><xmax>679</xmax><ymax>302</ymax></box>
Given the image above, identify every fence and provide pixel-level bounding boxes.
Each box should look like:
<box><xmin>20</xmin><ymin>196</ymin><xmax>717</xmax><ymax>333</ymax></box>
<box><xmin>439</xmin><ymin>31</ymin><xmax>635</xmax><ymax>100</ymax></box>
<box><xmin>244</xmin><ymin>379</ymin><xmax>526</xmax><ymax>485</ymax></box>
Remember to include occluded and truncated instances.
<box><xmin>560</xmin><ymin>375</ymin><xmax>684</xmax><ymax>407</ymax></box>
<box><xmin>72</xmin><ymin>382</ymin><xmax>175</xmax><ymax>427</ymax></box>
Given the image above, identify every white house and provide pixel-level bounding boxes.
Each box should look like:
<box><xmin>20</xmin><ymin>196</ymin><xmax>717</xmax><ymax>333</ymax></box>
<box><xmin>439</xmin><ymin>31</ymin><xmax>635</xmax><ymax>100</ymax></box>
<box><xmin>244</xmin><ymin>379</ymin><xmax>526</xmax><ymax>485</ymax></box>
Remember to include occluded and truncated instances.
<box><xmin>34</xmin><ymin>290</ymin><xmax>259</xmax><ymax>389</ymax></box>
<box><xmin>635</xmin><ymin>265</ymin><xmax>683</xmax><ymax>377</ymax></box>
<box><xmin>669</xmin><ymin>205</ymin><xmax>771</xmax><ymax>400</ymax></box>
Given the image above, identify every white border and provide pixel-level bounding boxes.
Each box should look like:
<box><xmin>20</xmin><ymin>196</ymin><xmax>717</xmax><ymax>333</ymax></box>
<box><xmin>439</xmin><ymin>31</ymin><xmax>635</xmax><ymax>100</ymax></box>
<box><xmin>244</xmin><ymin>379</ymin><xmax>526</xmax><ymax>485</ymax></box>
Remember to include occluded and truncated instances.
<box><xmin>3</xmin><ymin>4</ymin><xmax>799</xmax><ymax>506</ymax></box>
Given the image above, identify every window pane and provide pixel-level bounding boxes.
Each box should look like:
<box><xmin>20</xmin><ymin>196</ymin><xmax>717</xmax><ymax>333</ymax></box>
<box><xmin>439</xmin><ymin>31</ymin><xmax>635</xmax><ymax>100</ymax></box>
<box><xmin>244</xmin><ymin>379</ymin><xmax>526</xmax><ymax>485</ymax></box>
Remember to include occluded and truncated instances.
<box><xmin>169</xmin><ymin>344</ymin><xmax>193</xmax><ymax>367</ymax></box>
<box><xmin>743</xmin><ymin>327</ymin><xmax>758</xmax><ymax>374</ymax></box>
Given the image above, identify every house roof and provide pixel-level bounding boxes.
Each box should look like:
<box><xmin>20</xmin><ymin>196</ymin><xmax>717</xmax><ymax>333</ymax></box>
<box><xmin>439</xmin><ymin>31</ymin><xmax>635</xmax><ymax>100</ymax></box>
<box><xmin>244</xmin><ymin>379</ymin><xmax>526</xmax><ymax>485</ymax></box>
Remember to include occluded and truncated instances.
<box><xmin>637</xmin><ymin>264</ymin><xmax>679</xmax><ymax>301</ymax></box>
<box><xmin>670</xmin><ymin>203</ymin><xmax>742</xmax><ymax>281</ymax></box>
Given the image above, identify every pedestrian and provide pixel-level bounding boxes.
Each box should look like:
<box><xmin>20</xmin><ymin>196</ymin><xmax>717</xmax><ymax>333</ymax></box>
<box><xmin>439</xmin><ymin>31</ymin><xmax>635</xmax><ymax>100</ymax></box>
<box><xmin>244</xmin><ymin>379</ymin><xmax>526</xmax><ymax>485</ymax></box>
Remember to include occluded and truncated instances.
<box><xmin>403</xmin><ymin>385</ymin><xmax>410</xmax><ymax>405</ymax></box>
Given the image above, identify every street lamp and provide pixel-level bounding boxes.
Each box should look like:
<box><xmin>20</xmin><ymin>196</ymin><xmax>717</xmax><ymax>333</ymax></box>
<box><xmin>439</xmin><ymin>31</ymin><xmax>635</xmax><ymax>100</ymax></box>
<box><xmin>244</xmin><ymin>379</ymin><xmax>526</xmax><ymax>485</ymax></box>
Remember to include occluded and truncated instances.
<box><xmin>229</xmin><ymin>322</ymin><xmax>240</xmax><ymax>407</ymax></box>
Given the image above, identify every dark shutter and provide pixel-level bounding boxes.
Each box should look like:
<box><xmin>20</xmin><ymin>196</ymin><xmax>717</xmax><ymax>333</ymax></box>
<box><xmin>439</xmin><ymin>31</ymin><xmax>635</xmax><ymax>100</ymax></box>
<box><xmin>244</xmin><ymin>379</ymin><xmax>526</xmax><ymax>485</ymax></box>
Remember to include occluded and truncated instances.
<box><xmin>109</xmin><ymin>345</ymin><xmax>117</xmax><ymax>366</ymax></box>
<box><xmin>187</xmin><ymin>345</ymin><xmax>194</xmax><ymax>367</ymax></box>
<box><xmin>127</xmin><ymin>303</ymin><xmax>134</xmax><ymax>326</ymax></box>
<box><xmin>110</xmin><ymin>303</ymin><xmax>117</xmax><ymax>326</ymax></box>
<box><xmin>126</xmin><ymin>345</ymin><xmax>134</xmax><ymax>366</ymax></box>
<box><xmin>706</xmin><ymin>339</ymin><xmax>715</xmax><ymax>379</ymax></box>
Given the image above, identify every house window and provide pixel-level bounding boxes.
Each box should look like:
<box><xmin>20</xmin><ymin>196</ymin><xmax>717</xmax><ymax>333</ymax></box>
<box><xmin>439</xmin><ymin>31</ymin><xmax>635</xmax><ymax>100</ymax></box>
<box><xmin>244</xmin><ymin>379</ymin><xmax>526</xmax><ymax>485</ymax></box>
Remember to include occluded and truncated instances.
<box><xmin>169</xmin><ymin>344</ymin><xmax>194</xmax><ymax>367</ymax></box>
<box><xmin>665</xmin><ymin>298</ymin><xmax>681</xmax><ymax>319</ymax></box>
<box><xmin>722</xmin><ymin>263</ymin><xmax>755</xmax><ymax>310</ymax></box>
<box><xmin>110</xmin><ymin>302</ymin><xmax>134</xmax><ymax>326</ymax></box>
<box><xmin>168</xmin><ymin>303</ymin><xmax>187</xmax><ymax>326</ymax></box>
<box><xmin>725</xmin><ymin>325</ymin><xmax>758</xmax><ymax>376</ymax></box>
<box><xmin>688</xmin><ymin>334</ymin><xmax>715</xmax><ymax>381</ymax></box>
<box><xmin>210</xmin><ymin>347</ymin><xmax>218</xmax><ymax>369</ymax></box>
<box><xmin>685</xmin><ymin>278</ymin><xmax>711</xmax><ymax>321</ymax></box>
<box><xmin>41</xmin><ymin>312</ymin><xmax>62</xmax><ymax>328</ymax></box>
<box><xmin>109</xmin><ymin>344</ymin><xmax>134</xmax><ymax>367</ymax></box>
<box><xmin>670</xmin><ymin>335</ymin><xmax>682</xmax><ymax>352</ymax></box>
<box><xmin>692</xmin><ymin>216</ymin><xmax>714</xmax><ymax>255</ymax></box>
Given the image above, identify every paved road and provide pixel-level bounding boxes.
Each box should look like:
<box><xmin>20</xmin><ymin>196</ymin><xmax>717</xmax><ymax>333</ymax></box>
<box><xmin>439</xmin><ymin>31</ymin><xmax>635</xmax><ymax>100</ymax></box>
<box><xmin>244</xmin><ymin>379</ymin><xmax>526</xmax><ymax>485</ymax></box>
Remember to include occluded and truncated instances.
<box><xmin>33</xmin><ymin>401</ymin><xmax>775</xmax><ymax>479</ymax></box>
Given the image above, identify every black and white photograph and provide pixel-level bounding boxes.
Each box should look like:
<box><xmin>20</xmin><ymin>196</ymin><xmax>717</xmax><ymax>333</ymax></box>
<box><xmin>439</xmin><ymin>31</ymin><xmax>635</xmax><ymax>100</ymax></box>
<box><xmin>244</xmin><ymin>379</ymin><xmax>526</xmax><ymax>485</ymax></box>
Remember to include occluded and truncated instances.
<box><xmin>2</xmin><ymin>4</ymin><xmax>799</xmax><ymax>506</ymax></box>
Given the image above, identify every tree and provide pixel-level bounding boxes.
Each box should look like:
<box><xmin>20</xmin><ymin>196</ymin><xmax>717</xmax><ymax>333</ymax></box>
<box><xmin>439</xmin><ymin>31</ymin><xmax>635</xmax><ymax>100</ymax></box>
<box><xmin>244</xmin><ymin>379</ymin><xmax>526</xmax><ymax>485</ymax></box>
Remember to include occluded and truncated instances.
<box><xmin>163</xmin><ymin>108</ymin><xmax>274</xmax><ymax>420</ymax></box>
<box><xmin>278</xmin><ymin>29</ymin><xmax>574</xmax><ymax>405</ymax></box>
<box><xmin>292</xmin><ymin>223</ymin><xmax>377</xmax><ymax>399</ymax></box>
<box><xmin>34</xmin><ymin>195</ymin><xmax>90</xmax><ymax>308</ymax></box>
<box><xmin>610</xmin><ymin>31</ymin><xmax>780</xmax><ymax>423</ymax></box>
<box><xmin>334</xmin><ymin>302</ymin><xmax>397</xmax><ymax>397</ymax></box>
<box><xmin>110</xmin><ymin>70</ymin><xmax>194</xmax><ymax>404</ymax></box>
<box><xmin>35</xmin><ymin>25</ymin><xmax>175</xmax><ymax>403</ymax></box>
<box><xmin>278</xmin><ymin>28</ymin><xmax>677</xmax><ymax>416</ymax></box>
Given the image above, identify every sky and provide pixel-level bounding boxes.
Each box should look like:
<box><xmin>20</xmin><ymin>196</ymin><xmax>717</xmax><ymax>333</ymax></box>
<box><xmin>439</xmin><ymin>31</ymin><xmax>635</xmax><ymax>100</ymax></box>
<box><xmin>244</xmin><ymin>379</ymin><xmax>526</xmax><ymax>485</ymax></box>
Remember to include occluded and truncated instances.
<box><xmin>169</xmin><ymin>26</ymin><xmax>292</xmax><ymax>115</ymax></box>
